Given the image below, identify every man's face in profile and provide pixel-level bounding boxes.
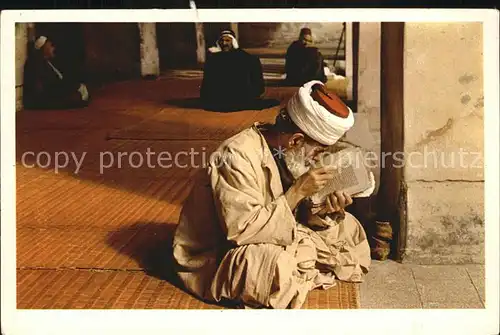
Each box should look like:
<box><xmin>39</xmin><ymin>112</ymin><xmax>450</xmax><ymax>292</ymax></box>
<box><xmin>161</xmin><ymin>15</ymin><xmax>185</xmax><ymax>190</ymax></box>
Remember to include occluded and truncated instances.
<box><xmin>284</xmin><ymin>133</ymin><xmax>328</xmax><ymax>179</ymax></box>
<box><xmin>219</xmin><ymin>35</ymin><xmax>234</xmax><ymax>52</ymax></box>
<box><xmin>42</xmin><ymin>41</ymin><xmax>56</xmax><ymax>59</ymax></box>
<box><xmin>301</xmin><ymin>34</ymin><xmax>314</xmax><ymax>47</ymax></box>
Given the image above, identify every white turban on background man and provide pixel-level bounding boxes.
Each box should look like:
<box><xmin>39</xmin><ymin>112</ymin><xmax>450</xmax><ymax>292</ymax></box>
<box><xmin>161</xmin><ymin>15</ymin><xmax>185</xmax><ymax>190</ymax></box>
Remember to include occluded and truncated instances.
<box><xmin>286</xmin><ymin>80</ymin><xmax>355</xmax><ymax>146</ymax></box>
<box><xmin>34</xmin><ymin>36</ymin><xmax>48</xmax><ymax>50</ymax></box>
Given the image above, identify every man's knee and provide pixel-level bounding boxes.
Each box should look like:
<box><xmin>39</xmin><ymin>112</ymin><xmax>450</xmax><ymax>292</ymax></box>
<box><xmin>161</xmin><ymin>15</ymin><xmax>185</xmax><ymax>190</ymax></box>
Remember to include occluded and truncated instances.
<box><xmin>211</xmin><ymin>243</ymin><xmax>286</xmax><ymax>306</ymax></box>
<box><xmin>296</xmin><ymin>240</ymin><xmax>317</xmax><ymax>270</ymax></box>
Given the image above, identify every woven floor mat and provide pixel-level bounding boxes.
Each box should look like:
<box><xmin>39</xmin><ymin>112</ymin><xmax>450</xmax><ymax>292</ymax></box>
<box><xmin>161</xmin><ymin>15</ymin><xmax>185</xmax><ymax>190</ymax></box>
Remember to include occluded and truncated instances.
<box><xmin>18</xmin><ymin>102</ymin><xmax>166</xmax><ymax>132</ymax></box>
<box><xmin>17</xmin><ymin>269</ymin><xmax>223</xmax><ymax>309</ymax></box>
<box><xmin>107</xmin><ymin>108</ymin><xmax>276</xmax><ymax>141</ymax></box>
<box><xmin>16</xmin><ymin>79</ymin><xmax>208</xmax><ymax>132</ymax></box>
<box><xmin>17</xmin><ymin>167</ymin><xmax>196</xmax><ymax>229</ymax></box>
<box><xmin>15</xmin><ymin>79</ymin><xmax>360</xmax><ymax>310</ymax></box>
<box><xmin>17</xmin><ymin>269</ymin><xmax>360</xmax><ymax>309</ymax></box>
<box><xmin>303</xmin><ymin>281</ymin><xmax>360</xmax><ymax>309</ymax></box>
<box><xmin>17</xmin><ymin>133</ymin><xmax>218</xmax><ymax>180</ymax></box>
<box><xmin>77</xmin><ymin>140</ymin><xmax>219</xmax><ymax>178</ymax></box>
<box><xmin>17</xmin><ymin>223</ymin><xmax>176</xmax><ymax>269</ymax></box>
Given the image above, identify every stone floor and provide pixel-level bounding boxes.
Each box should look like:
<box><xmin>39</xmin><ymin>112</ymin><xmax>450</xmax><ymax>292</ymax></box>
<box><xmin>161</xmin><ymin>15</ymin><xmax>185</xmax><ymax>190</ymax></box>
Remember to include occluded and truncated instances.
<box><xmin>360</xmin><ymin>260</ymin><xmax>485</xmax><ymax>309</ymax></box>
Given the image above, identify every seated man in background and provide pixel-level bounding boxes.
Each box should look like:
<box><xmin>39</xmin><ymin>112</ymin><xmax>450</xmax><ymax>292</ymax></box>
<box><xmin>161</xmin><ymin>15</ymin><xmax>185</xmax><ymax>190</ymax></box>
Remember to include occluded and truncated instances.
<box><xmin>173</xmin><ymin>80</ymin><xmax>373</xmax><ymax>309</ymax></box>
<box><xmin>23</xmin><ymin>36</ymin><xmax>90</xmax><ymax>110</ymax></box>
<box><xmin>200</xmin><ymin>30</ymin><xmax>275</xmax><ymax>112</ymax></box>
<box><xmin>285</xmin><ymin>27</ymin><xmax>328</xmax><ymax>87</ymax></box>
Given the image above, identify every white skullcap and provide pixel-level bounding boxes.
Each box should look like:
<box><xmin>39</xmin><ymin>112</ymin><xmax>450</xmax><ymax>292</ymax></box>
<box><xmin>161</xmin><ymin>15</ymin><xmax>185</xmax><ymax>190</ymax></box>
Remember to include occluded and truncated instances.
<box><xmin>286</xmin><ymin>80</ymin><xmax>355</xmax><ymax>146</ymax></box>
<box><xmin>34</xmin><ymin>36</ymin><xmax>48</xmax><ymax>50</ymax></box>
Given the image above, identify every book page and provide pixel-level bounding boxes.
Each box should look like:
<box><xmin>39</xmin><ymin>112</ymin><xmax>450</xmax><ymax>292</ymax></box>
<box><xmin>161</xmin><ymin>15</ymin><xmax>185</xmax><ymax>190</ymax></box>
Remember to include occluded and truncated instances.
<box><xmin>310</xmin><ymin>148</ymin><xmax>371</xmax><ymax>205</ymax></box>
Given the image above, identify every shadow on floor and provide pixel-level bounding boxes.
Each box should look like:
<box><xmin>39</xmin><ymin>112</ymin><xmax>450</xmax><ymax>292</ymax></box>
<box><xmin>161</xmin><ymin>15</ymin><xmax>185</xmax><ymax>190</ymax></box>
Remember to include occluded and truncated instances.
<box><xmin>106</xmin><ymin>222</ymin><xmax>178</xmax><ymax>279</ymax></box>
<box><xmin>106</xmin><ymin>221</ymin><xmax>239</xmax><ymax>308</ymax></box>
<box><xmin>165</xmin><ymin>97</ymin><xmax>205</xmax><ymax>109</ymax></box>
<box><xmin>166</xmin><ymin>97</ymin><xmax>281</xmax><ymax>113</ymax></box>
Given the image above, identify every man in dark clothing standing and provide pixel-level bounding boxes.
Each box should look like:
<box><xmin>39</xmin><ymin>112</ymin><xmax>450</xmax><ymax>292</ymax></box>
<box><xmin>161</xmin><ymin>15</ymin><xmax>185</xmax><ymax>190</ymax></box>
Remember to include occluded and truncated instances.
<box><xmin>200</xmin><ymin>30</ymin><xmax>274</xmax><ymax>112</ymax></box>
<box><xmin>285</xmin><ymin>28</ymin><xmax>327</xmax><ymax>87</ymax></box>
<box><xmin>23</xmin><ymin>36</ymin><xmax>90</xmax><ymax>110</ymax></box>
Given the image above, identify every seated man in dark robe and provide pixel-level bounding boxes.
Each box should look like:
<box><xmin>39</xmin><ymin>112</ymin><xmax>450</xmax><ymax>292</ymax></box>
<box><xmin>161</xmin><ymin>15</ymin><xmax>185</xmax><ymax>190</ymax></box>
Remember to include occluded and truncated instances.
<box><xmin>285</xmin><ymin>28</ymin><xmax>327</xmax><ymax>87</ymax></box>
<box><xmin>23</xmin><ymin>36</ymin><xmax>90</xmax><ymax>110</ymax></box>
<box><xmin>200</xmin><ymin>30</ymin><xmax>276</xmax><ymax>112</ymax></box>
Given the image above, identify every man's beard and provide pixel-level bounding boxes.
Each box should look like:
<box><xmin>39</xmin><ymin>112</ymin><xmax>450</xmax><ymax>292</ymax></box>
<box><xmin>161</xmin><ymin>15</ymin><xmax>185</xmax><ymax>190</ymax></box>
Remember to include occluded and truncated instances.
<box><xmin>283</xmin><ymin>145</ymin><xmax>314</xmax><ymax>180</ymax></box>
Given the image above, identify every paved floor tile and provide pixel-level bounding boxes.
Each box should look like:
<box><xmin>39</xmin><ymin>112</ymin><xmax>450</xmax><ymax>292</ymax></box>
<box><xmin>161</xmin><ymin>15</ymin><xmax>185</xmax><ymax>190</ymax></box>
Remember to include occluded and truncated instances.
<box><xmin>360</xmin><ymin>260</ymin><xmax>422</xmax><ymax>308</ymax></box>
<box><xmin>411</xmin><ymin>265</ymin><xmax>484</xmax><ymax>309</ymax></box>
<box><xmin>464</xmin><ymin>264</ymin><xmax>485</xmax><ymax>305</ymax></box>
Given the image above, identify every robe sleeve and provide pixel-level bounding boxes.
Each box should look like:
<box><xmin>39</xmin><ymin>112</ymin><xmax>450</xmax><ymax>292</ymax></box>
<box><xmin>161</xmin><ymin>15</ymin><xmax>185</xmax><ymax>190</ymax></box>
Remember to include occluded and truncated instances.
<box><xmin>210</xmin><ymin>150</ymin><xmax>296</xmax><ymax>247</ymax></box>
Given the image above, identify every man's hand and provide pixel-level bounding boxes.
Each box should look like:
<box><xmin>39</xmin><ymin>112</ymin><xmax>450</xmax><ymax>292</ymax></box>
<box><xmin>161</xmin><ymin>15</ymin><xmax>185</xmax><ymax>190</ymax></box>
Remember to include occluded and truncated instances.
<box><xmin>285</xmin><ymin>166</ymin><xmax>335</xmax><ymax>210</ymax></box>
<box><xmin>321</xmin><ymin>191</ymin><xmax>353</xmax><ymax>214</ymax></box>
<box><xmin>311</xmin><ymin>191</ymin><xmax>353</xmax><ymax>221</ymax></box>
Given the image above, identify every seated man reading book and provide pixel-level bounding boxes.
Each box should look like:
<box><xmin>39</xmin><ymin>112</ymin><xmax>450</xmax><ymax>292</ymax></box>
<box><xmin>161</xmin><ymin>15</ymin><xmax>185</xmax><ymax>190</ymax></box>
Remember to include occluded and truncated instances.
<box><xmin>172</xmin><ymin>80</ymin><xmax>374</xmax><ymax>309</ymax></box>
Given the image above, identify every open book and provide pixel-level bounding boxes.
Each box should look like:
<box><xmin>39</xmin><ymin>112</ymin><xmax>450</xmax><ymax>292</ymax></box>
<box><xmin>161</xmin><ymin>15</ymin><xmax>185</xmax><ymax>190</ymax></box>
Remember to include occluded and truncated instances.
<box><xmin>309</xmin><ymin>147</ymin><xmax>372</xmax><ymax>207</ymax></box>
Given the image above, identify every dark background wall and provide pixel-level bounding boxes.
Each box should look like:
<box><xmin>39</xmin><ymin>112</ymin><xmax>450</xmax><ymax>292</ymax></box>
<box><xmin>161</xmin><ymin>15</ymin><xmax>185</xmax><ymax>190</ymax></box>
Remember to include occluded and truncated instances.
<box><xmin>82</xmin><ymin>23</ymin><xmax>141</xmax><ymax>84</ymax></box>
<box><xmin>156</xmin><ymin>22</ymin><xmax>233</xmax><ymax>70</ymax></box>
<box><xmin>34</xmin><ymin>23</ymin><xmax>141</xmax><ymax>85</ymax></box>
<box><xmin>238</xmin><ymin>23</ymin><xmax>282</xmax><ymax>48</ymax></box>
<box><xmin>156</xmin><ymin>23</ymin><xmax>198</xmax><ymax>70</ymax></box>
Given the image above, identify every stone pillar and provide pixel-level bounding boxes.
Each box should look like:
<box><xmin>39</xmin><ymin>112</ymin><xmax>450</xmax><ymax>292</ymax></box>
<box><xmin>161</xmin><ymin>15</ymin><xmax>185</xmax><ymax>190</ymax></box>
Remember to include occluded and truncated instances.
<box><xmin>230</xmin><ymin>23</ymin><xmax>239</xmax><ymax>39</ymax></box>
<box><xmin>345</xmin><ymin>22</ymin><xmax>353</xmax><ymax>101</ymax></box>
<box><xmin>343</xmin><ymin>23</ymin><xmax>383</xmax><ymax>260</ymax></box>
<box><xmin>376</xmin><ymin>22</ymin><xmax>405</xmax><ymax>260</ymax></box>
<box><xmin>195</xmin><ymin>23</ymin><xmax>206</xmax><ymax>65</ymax></box>
<box><xmin>15</xmin><ymin>23</ymin><xmax>34</xmax><ymax>112</ymax></box>
<box><xmin>138</xmin><ymin>23</ymin><xmax>160</xmax><ymax>77</ymax></box>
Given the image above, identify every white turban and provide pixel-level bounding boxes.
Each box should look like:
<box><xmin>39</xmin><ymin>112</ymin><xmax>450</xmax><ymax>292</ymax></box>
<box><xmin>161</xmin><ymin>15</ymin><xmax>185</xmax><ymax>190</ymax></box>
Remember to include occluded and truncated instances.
<box><xmin>34</xmin><ymin>36</ymin><xmax>48</xmax><ymax>50</ymax></box>
<box><xmin>286</xmin><ymin>80</ymin><xmax>355</xmax><ymax>146</ymax></box>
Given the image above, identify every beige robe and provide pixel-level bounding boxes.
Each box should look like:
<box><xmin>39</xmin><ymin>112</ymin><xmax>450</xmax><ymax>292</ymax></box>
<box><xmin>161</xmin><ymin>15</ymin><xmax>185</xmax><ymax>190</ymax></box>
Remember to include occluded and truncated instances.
<box><xmin>172</xmin><ymin>124</ymin><xmax>371</xmax><ymax>309</ymax></box>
